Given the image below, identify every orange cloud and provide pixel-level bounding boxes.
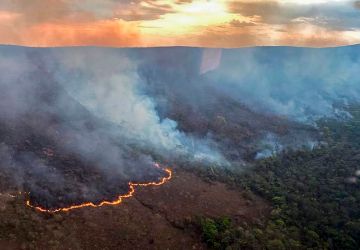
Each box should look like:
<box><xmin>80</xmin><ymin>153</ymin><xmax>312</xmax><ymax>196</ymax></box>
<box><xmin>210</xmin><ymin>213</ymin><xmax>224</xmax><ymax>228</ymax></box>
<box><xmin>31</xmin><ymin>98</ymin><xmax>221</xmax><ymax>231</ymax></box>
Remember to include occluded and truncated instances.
<box><xmin>0</xmin><ymin>10</ymin><xmax>20</xmax><ymax>21</ymax></box>
<box><xmin>26</xmin><ymin>20</ymin><xmax>140</xmax><ymax>47</ymax></box>
<box><xmin>0</xmin><ymin>0</ymin><xmax>141</xmax><ymax>47</ymax></box>
<box><xmin>0</xmin><ymin>19</ymin><xmax>141</xmax><ymax>47</ymax></box>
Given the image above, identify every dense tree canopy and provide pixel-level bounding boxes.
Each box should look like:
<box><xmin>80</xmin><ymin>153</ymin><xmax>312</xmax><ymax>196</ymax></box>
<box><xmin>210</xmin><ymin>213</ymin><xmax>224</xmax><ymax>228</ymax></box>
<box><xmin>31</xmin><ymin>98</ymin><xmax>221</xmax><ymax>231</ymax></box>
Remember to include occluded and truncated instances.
<box><xmin>195</xmin><ymin>105</ymin><xmax>360</xmax><ymax>249</ymax></box>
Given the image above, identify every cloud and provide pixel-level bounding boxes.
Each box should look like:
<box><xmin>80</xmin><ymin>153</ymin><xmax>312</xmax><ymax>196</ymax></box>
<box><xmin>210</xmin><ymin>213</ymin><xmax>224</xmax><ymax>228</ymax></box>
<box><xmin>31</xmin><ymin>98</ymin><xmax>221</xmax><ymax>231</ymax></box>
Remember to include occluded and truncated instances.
<box><xmin>228</xmin><ymin>1</ymin><xmax>282</xmax><ymax>20</ymax></box>
<box><xmin>229</xmin><ymin>19</ymin><xmax>257</xmax><ymax>27</ymax></box>
<box><xmin>171</xmin><ymin>20</ymin><xmax>359</xmax><ymax>48</ymax></box>
<box><xmin>175</xmin><ymin>0</ymin><xmax>193</xmax><ymax>4</ymax></box>
<box><xmin>0</xmin><ymin>0</ymin><xmax>359</xmax><ymax>47</ymax></box>
<box><xmin>0</xmin><ymin>0</ymin><xmax>74</xmax><ymax>24</ymax></box>
<box><xmin>0</xmin><ymin>19</ymin><xmax>141</xmax><ymax>47</ymax></box>
<box><xmin>0</xmin><ymin>0</ymin><xmax>173</xmax><ymax>46</ymax></box>
<box><xmin>354</xmin><ymin>1</ymin><xmax>360</xmax><ymax>9</ymax></box>
<box><xmin>27</xmin><ymin>20</ymin><xmax>140</xmax><ymax>47</ymax></box>
<box><xmin>113</xmin><ymin>1</ymin><xmax>175</xmax><ymax>21</ymax></box>
<box><xmin>0</xmin><ymin>0</ymin><xmax>143</xmax><ymax>47</ymax></box>
<box><xmin>228</xmin><ymin>0</ymin><xmax>360</xmax><ymax>31</ymax></box>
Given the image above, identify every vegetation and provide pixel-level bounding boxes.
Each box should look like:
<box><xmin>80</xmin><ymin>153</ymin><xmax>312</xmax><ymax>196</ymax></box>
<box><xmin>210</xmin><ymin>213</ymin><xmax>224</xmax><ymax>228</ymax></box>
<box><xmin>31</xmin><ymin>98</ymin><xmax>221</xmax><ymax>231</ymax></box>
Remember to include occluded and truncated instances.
<box><xmin>237</xmin><ymin>146</ymin><xmax>360</xmax><ymax>249</ymax></box>
<box><xmin>195</xmin><ymin>105</ymin><xmax>360</xmax><ymax>249</ymax></box>
<box><xmin>198</xmin><ymin>217</ymin><xmax>235</xmax><ymax>249</ymax></box>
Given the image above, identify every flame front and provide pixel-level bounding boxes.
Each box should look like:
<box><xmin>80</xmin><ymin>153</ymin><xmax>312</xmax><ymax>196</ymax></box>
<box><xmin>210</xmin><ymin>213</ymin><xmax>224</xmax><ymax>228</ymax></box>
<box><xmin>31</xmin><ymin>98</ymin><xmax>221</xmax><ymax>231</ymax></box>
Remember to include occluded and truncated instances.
<box><xmin>26</xmin><ymin>163</ymin><xmax>172</xmax><ymax>213</ymax></box>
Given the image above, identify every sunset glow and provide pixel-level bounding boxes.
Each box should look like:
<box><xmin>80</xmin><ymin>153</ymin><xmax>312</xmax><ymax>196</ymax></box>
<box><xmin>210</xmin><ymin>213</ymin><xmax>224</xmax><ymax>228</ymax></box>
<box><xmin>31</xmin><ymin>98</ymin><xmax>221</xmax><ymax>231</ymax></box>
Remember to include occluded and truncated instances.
<box><xmin>0</xmin><ymin>0</ymin><xmax>359</xmax><ymax>47</ymax></box>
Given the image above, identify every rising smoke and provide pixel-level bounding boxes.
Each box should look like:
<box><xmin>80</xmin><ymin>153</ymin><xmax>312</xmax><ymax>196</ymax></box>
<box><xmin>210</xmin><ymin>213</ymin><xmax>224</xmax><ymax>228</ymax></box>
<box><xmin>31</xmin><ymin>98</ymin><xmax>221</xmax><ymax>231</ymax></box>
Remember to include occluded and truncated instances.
<box><xmin>46</xmin><ymin>47</ymin><xmax>227</xmax><ymax>165</ymax></box>
<box><xmin>0</xmin><ymin>45</ymin><xmax>359</xmax><ymax>207</ymax></box>
<box><xmin>0</xmin><ymin>46</ymin><xmax>228</xmax><ymax>208</ymax></box>
<box><xmin>204</xmin><ymin>46</ymin><xmax>360</xmax><ymax>123</ymax></box>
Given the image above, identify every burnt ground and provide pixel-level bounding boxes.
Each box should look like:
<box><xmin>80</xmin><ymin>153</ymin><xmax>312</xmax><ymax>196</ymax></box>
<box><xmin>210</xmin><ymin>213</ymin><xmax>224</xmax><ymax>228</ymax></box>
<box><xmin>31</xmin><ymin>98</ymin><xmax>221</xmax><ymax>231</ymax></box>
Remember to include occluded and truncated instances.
<box><xmin>0</xmin><ymin>51</ymin><xmax>171</xmax><ymax>210</ymax></box>
<box><xmin>0</xmin><ymin>116</ymin><xmax>167</xmax><ymax>211</ymax></box>
<box><xmin>0</xmin><ymin>167</ymin><xmax>269</xmax><ymax>250</ymax></box>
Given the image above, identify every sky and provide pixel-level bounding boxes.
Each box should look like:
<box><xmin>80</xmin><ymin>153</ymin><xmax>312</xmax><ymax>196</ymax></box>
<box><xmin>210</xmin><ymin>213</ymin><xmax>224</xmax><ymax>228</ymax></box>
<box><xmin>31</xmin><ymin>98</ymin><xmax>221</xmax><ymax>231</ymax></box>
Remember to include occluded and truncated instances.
<box><xmin>0</xmin><ymin>0</ymin><xmax>360</xmax><ymax>47</ymax></box>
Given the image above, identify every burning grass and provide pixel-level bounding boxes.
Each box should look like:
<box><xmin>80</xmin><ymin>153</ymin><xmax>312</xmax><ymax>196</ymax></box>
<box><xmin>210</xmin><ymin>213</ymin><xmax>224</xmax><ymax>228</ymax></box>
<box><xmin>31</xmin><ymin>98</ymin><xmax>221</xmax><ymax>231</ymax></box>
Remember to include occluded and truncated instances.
<box><xmin>25</xmin><ymin>164</ymin><xmax>172</xmax><ymax>213</ymax></box>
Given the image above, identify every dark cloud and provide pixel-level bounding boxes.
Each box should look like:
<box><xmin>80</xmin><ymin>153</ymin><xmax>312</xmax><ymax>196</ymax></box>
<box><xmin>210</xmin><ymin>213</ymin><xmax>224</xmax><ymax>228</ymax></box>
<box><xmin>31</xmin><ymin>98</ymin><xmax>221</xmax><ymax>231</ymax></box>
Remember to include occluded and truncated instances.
<box><xmin>0</xmin><ymin>0</ymin><xmax>74</xmax><ymax>24</ymax></box>
<box><xmin>114</xmin><ymin>1</ymin><xmax>175</xmax><ymax>21</ymax></box>
<box><xmin>175</xmin><ymin>0</ymin><xmax>193</xmax><ymax>4</ymax></box>
<box><xmin>0</xmin><ymin>0</ymin><xmax>175</xmax><ymax>23</ymax></box>
<box><xmin>228</xmin><ymin>1</ymin><xmax>282</xmax><ymax>20</ymax></box>
<box><xmin>229</xmin><ymin>19</ymin><xmax>257</xmax><ymax>28</ymax></box>
<box><xmin>75</xmin><ymin>0</ymin><xmax>175</xmax><ymax>21</ymax></box>
<box><xmin>354</xmin><ymin>1</ymin><xmax>360</xmax><ymax>9</ymax></box>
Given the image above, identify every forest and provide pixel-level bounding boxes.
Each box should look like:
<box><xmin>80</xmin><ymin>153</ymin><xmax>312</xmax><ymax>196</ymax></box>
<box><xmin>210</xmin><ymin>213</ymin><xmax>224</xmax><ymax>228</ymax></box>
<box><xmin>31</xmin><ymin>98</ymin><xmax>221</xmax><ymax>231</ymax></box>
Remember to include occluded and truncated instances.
<box><xmin>194</xmin><ymin>105</ymin><xmax>360</xmax><ymax>249</ymax></box>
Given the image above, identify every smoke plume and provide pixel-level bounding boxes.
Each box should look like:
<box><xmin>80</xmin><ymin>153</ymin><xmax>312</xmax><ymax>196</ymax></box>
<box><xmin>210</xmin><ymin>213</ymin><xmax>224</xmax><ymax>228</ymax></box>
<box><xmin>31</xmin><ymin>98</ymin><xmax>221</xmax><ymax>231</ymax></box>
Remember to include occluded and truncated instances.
<box><xmin>1</xmin><ymin>45</ymin><xmax>359</xmax><ymax>208</ymax></box>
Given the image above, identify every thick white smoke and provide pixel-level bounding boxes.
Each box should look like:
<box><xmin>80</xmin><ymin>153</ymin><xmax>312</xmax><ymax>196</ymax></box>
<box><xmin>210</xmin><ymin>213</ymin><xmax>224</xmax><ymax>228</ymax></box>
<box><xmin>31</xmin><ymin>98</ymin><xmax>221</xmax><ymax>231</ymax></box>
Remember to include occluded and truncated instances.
<box><xmin>48</xmin><ymin>48</ymin><xmax>227</xmax><ymax>165</ymax></box>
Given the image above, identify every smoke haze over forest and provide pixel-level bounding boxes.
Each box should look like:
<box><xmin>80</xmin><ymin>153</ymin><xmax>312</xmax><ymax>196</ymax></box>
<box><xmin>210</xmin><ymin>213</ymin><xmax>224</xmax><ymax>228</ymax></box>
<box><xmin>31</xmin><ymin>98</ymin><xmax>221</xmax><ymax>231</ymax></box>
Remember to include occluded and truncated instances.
<box><xmin>0</xmin><ymin>44</ymin><xmax>359</xmax><ymax>208</ymax></box>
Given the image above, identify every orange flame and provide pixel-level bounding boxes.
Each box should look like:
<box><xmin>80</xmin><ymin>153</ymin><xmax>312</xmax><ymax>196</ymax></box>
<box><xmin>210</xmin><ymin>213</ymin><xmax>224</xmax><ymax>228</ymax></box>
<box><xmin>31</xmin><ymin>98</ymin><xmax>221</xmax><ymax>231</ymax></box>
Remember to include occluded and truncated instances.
<box><xmin>26</xmin><ymin>163</ymin><xmax>172</xmax><ymax>213</ymax></box>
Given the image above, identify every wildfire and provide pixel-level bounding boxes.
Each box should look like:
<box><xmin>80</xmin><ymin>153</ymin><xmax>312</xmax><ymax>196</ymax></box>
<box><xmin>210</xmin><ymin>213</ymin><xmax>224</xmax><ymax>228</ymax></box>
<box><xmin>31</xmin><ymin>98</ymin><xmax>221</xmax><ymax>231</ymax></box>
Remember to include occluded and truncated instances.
<box><xmin>26</xmin><ymin>163</ymin><xmax>172</xmax><ymax>213</ymax></box>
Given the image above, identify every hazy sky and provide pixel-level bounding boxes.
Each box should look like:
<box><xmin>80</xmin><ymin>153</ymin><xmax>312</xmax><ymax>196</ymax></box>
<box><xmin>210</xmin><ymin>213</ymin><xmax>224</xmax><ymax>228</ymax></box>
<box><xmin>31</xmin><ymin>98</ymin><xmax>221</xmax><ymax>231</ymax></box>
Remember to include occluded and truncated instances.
<box><xmin>0</xmin><ymin>0</ymin><xmax>360</xmax><ymax>47</ymax></box>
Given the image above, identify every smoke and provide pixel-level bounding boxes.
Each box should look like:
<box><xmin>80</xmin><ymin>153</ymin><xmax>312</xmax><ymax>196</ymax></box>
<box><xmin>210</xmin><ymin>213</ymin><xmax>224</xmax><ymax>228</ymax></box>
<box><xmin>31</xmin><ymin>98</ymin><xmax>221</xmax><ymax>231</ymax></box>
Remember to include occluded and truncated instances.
<box><xmin>123</xmin><ymin>46</ymin><xmax>359</xmax><ymax>161</ymax></box>
<box><xmin>0</xmin><ymin>46</ymin><xmax>227</xmax><ymax>208</ymax></box>
<box><xmin>204</xmin><ymin>46</ymin><xmax>360</xmax><ymax>123</ymax></box>
<box><xmin>255</xmin><ymin>132</ymin><xmax>318</xmax><ymax>160</ymax></box>
<box><xmin>255</xmin><ymin>133</ymin><xmax>283</xmax><ymax>160</ymax></box>
<box><xmin>1</xmin><ymin>45</ymin><xmax>359</xmax><ymax>207</ymax></box>
<box><xmin>46</xmin><ymin>48</ymin><xmax>226</xmax><ymax>165</ymax></box>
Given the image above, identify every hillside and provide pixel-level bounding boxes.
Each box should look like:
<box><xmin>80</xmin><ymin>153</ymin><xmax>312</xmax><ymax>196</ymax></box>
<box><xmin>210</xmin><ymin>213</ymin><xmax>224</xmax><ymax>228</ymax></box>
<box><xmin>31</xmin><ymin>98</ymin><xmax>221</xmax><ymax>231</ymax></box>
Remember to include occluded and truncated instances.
<box><xmin>0</xmin><ymin>45</ymin><xmax>359</xmax><ymax>249</ymax></box>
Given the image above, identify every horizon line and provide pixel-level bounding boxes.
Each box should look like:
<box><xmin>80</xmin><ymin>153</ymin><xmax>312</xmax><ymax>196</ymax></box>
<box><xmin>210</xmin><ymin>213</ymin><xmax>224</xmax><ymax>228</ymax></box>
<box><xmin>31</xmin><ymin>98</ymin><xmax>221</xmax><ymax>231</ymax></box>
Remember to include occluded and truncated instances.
<box><xmin>0</xmin><ymin>43</ymin><xmax>359</xmax><ymax>50</ymax></box>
